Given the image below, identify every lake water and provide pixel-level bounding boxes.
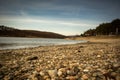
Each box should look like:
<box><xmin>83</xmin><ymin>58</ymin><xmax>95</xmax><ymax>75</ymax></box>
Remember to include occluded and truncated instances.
<box><xmin>0</xmin><ymin>37</ymin><xmax>86</xmax><ymax>50</ymax></box>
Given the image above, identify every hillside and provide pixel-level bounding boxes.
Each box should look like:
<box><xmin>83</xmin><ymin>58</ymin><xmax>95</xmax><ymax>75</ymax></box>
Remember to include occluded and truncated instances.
<box><xmin>0</xmin><ymin>25</ymin><xmax>66</xmax><ymax>38</ymax></box>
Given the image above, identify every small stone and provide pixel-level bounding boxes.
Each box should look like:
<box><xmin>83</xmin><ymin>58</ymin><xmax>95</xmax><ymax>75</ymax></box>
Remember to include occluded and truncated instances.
<box><xmin>110</xmin><ymin>72</ymin><xmax>117</xmax><ymax>77</ymax></box>
<box><xmin>0</xmin><ymin>64</ymin><xmax>2</xmax><ymax>68</ymax></box>
<box><xmin>58</xmin><ymin>68</ymin><xmax>66</xmax><ymax>76</ymax></box>
<box><xmin>57</xmin><ymin>70</ymin><xmax>62</xmax><ymax>76</ymax></box>
<box><xmin>26</xmin><ymin>56</ymin><xmax>38</xmax><ymax>61</ymax></box>
<box><xmin>83</xmin><ymin>69</ymin><xmax>89</xmax><ymax>72</ymax></box>
<box><xmin>4</xmin><ymin>73</ymin><xmax>14</xmax><ymax>80</ymax></box>
<box><xmin>97</xmin><ymin>55</ymin><xmax>101</xmax><ymax>58</ymax></box>
<box><xmin>39</xmin><ymin>71</ymin><xmax>45</xmax><ymax>76</ymax></box>
<box><xmin>66</xmin><ymin>76</ymin><xmax>77</xmax><ymax>80</ymax></box>
<box><xmin>0</xmin><ymin>75</ymin><xmax>4</xmax><ymax>79</ymax></box>
<box><xmin>43</xmin><ymin>75</ymin><xmax>50</xmax><ymax>80</ymax></box>
<box><xmin>78</xmin><ymin>50</ymin><xmax>81</xmax><ymax>52</ymax></box>
<box><xmin>73</xmin><ymin>66</ymin><xmax>80</xmax><ymax>74</ymax></box>
<box><xmin>33</xmin><ymin>71</ymin><xmax>38</xmax><ymax>74</ymax></box>
<box><xmin>47</xmin><ymin>70</ymin><xmax>57</xmax><ymax>78</ymax></box>
<box><xmin>82</xmin><ymin>74</ymin><xmax>89</xmax><ymax>80</ymax></box>
<box><xmin>36</xmin><ymin>67</ymin><xmax>41</xmax><ymax>72</ymax></box>
<box><xmin>31</xmin><ymin>71</ymin><xmax>43</xmax><ymax>80</ymax></box>
<box><xmin>113</xmin><ymin>63</ymin><xmax>119</xmax><ymax>68</ymax></box>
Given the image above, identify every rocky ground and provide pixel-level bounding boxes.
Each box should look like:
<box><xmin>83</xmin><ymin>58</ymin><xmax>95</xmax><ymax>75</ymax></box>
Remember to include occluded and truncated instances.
<box><xmin>0</xmin><ymin>38</ymin><xmax>120</xmax><ymax>80</ymax></box>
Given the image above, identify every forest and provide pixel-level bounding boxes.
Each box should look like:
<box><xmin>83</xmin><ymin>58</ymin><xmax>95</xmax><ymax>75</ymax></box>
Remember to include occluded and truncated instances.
<box><xmin>82</xmin><ymin>19</ymin><xmax>120</xmax><ymax>36</ymax></box>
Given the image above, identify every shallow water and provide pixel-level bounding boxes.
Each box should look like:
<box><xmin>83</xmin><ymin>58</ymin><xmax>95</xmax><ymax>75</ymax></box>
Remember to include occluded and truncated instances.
<box><xmin>0</xmin><ymin>37</ymin><xmax>86</xmax><ymax>50</ymax></box>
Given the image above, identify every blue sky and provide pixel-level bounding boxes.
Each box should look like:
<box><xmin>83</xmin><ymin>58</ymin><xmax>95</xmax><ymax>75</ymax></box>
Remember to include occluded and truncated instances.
<box><xmin>0</xmin><ymin>0</ymin><xmax>120</xmax><ymax>35</ymax></box>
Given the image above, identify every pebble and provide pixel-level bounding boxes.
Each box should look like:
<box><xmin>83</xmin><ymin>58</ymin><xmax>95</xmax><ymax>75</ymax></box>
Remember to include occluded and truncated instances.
<box><xmin>0</xmin><ymin>64</ymin><xmax>2</xmax><ymax>68</ymax></box>
<box><xmin>57</xmin><ymin>70</ymin><xmax>63</xmax><ymax>76</ymax></box>
<box><xmin>47</xmin><ymin>70</ymin><xmax>57</xmax><ymax>78</ymax></box>
<box><xmin>0</xmin><ymin>71</ymin><xmax>4</xmax><ymax>79</ymax></box>
<box><xmin>110</xmin><ymin>72</ymin><xmax>117</xmax><ymax>77</ymax></box>
<box><xmin>66</xmin><ymin>76</ymin><xmax>77</xmax><ymax>80</ymax></box>
<box><xmin>81</xmin><ymin>74</ymin><xmax>89</xmax><ymax>80</ymax></box>
<box><xmin>97</xmin><ymin>55</ymin><xmax>101</xmax><ymax>58</ymax></box>
<box><xmin>83</xmin><ymin>69</ymin><xmax>89</xmax><ymax>73</ymax></box>
<box><xmin>0</xmin><ymin>41</ymin><xmax>120</xmax><ymax>80</ymax></box>
<box><xmin>26</xmin><ymin>56</ymin><xmax>38</xmax><ymax>61</ymax></box>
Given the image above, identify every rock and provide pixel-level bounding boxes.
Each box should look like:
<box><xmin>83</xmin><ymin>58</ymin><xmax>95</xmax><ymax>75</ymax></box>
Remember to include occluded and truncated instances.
<box><xmin>57</xmin><ymin>70</ymin><xmax>63</xmax><ymax>76</ymax></box>
<box><xmin>11</xmin><ymin>64</ymin><xmax>19</xmax><ymax>70</ymax></box>
<box><xmin>97</xmin><ymin>55</ymin><xmax>101</xmax><ymax>58</ymax></box>
<box><xmin>0</xmin><ymin>71</ymin><xmax>4</xmax><ymax>79</ymax></box>
<box><xmin>67</xmin><ymin>69</ymin><xmax>71</xmax><ymax>75</ymax></box>
<box><xmin>92</xmin><ymin>71</ymin><xmax>104</xmax><ymax>80</ymax></box>
<box><xmin>36</xmin><ymin>67</ymin><xmax>41</xmax><ymax>72</ymax></box>
<box><xmin>113</xmin><ymin>63</ymin><xmax>119</xmax><ymax>68</ymax></box>
<box><xmin>26</xmin><ymin>56</ymin><xmax>38</xmax><ymax>61</ymax></box>
<box><xmin>110</xmin><ymin>72</ymin><xmax>117</xmax><ymax>77</ymax></box>
<box><xmin>0</xmin><ymin>64</ymin><xmax>2</xmax><ymax>68</ymax></box>
<box><xmin>39</xmin><ymin>71</ymin><xmax>46</xmax><ymax>76</ymax></box>
<box><xmin>47</xmin><ymin>70</ymin><xmax>57</xmax><ymax>78</ymax></box>
<box><xmin>83</xmin><ymin>69</ymin><xmax>89</xmax><ymax>73</ymax></box>
<box><xmin>73</xmin><ymin>66</ymin><xmax>80</xmax><ymax>75</ymax></box>
<box><xmin>30</xmin><ymin>71</ymin><xmax>43</xmax><ymax>80</ymax></box>
<box><xmin>4</xmin><ymin>75</ymin><xmax>11</xmax><ymax>80</ymax></box>
<box><xmin>78</xmin><ymin>50</ymin><xmax>81</xmax><ymax>52</ymax></box>
<box><xmin>58</xmin><ymin>68</ymin><xmax>67</xmax><ymax>77</ymax></box>
<box><xmin>33</xmin><ymin>71</ymin><xmax>38</xmax><ymax>74</ymax></box>
<box><xmin>66</xmin><ymin>76</ymin><xmax>77</xmax><ymax>80</ymax></box>
<box><xmin>81</xmin><ymin>74</ymin><xmax>89</xmax><ymax>80</ymax></box>
<box><xmin>43</xmin><ymin>75</ymin><xmax>50</xmax><ymax>80</ymax></box>
<box><xmin>4</xmin><ymin>73</ymin><xmax>14</xmax><ymax>80</ymax></box>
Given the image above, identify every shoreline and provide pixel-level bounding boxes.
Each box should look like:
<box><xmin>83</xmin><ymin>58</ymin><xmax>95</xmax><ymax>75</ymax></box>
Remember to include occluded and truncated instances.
<box><xmin>0</xmin><ymin>37</ymin><xmax>120</xmax><ymax>80</ymax></box>
<box><xmin>0</xmin><ymin>37</ymin><xmax>87</xmax><ymax>50</ymax></box>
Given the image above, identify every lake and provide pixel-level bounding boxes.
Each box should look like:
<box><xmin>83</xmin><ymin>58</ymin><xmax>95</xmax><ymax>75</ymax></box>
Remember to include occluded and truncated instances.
<box><xmin>0</xmin><ymin>37</ymin><xmax>86</xmax><ymax>50</ymax></box>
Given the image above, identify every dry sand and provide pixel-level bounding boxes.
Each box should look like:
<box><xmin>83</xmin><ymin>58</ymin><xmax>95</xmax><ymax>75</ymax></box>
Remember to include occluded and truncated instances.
<box><xmin>0</xmin><ymin>37</ymin><xmax>120</xmax><ymax>80</ymax></box>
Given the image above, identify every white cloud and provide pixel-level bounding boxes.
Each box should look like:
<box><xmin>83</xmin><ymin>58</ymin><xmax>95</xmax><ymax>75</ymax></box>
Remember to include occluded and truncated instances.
<box><xmin>0</xmin><ymin>15</ymin><xmax>98</xmax><ymax>35</ymax></box>
<box><xmin>0</xmin><ymin>15</ymin><xmax>96</xmax><ymax>27</ymax></box>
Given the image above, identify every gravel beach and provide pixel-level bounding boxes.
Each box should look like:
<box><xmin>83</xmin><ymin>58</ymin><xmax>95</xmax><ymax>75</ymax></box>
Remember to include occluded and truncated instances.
<box><xmin>0</xmin><ymin>38</ymin><xmax>120</xmax><ymax>80</ymax></box>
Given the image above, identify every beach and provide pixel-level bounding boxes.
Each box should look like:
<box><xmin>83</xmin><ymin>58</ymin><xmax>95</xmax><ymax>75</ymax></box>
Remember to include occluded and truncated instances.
<box><xmin>0</xmin><ymin>37</ymin><xmax>120</xmax><ymax>80</ymax></box>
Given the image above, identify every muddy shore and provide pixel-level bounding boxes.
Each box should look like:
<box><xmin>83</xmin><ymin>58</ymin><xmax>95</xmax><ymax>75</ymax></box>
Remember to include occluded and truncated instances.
<box><xmin>0</xmin><ymin>38</ymin><xmax>120</xmax><ymax>80</ymax></box>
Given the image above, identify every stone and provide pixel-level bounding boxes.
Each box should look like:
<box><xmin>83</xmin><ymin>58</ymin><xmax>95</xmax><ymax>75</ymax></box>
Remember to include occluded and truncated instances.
<box><xmin>113</xmin><ymin>63</ymin><xmax>119</xmax><ymax>68</ymax></box>
<box><xmin>57</xmin><ymin>70</ymin><xmax>63</xmax><ymax>76</ymax></box>
<box><xmin>0</xmin><ymin>64</ymin><xmax>2</xmax><ymax>68</ymax></box>
<box><xmin>83</xmin><ymin>69</ymin><xmax>89</xmax><ymax>73</ymax></box>
<box><xmin>43</xmin><ymin>75</ymin><xmax>50</xmax><ymax>80</ymax></box>
<box><xmin>39</xmin><ymin>71</ymin><xmax>44</xmax><ymax>76</ymax></box>
<box><xmin>73</xmin><ymin>66</ymin><xmax>80</xmax><ymax>75</ymax></box>
<box><xmin>81</xmin><ymin>74</ymin><xmax>89</xmax><ymax>80</ymax></box>
<box><xmin>110</xmin><ymin>72</ymin><xmax>117</xmax><ymax>77</ymax></box>
<box><xmin>30</xmin><ymin>71</ymin><xmax>43</xmax><ymax>80</ymax></box>
<box><xmin>66</xmin><ymin>76</ymin><xmax>77</xmax><ymax>80</ymax></box>
<box><xmin>47</xmin><ymin>70</ymin><xmax>57</xmax><ymax>78</ymax></box>
<box><xmin>58</xmin><ymin>68</ymin><xmax>67</xmax><ymax>77</ymax></box>
<box><xmin>26</xmin><ymin>56</ymin><xmax>38</xmax><ymax>61</ymax></box>
<box><xmin>97</xmin><ymin>55</ymin><xmax>101</xmax><ymax>58</ymax></box>
<box><xmin>0</xmin><ymin>71</ymin><xmax>4</xmax><ymax>79</ymax></box>
<box><xmin>78</xmin><ymin>50</ymin><xmax>81</xmax><ymax>52</ymax></box>
<box><xmin>4</xmin><ymin>73</ymin><xmax>14</xmax><ymax>80</ymax></box>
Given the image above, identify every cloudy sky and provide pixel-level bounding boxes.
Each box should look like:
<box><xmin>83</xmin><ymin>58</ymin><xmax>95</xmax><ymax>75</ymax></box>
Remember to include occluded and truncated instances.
<box><xmin>0</xmin><ymin>0</ymin><xmax>120</xmax><ymax>35</ymax></box>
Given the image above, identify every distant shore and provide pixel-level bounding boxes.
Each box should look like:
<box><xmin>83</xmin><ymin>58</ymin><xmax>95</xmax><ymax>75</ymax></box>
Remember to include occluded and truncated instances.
<box><xmin>0</xmin><ymin>36</ymin><xmax>120</xmax><ymax>80</ymax></box>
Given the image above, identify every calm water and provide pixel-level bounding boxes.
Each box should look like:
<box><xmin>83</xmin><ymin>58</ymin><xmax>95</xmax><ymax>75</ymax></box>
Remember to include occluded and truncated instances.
<box><xmin>0</xmin><ymin>37</ymin><xmax>86</xmax><ymax>50</ymax></box>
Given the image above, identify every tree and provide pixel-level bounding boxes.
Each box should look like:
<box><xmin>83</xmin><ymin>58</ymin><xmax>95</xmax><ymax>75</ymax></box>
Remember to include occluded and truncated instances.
<box><xmin>84</xmin><ymin>29</ymin><xmax>96</xmax><ymax>36</ymax></box>
<box><xmin>82</xmin><ymin>19</ymin><xmax>120</xmax><ymax>36</ymax></box>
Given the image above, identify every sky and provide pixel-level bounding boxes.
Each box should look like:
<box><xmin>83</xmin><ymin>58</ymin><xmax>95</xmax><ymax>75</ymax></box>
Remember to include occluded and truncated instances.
<box><xmin>0</xmin><ymin>0</ymin><xmax>120</xmax><ymax>35</ymax></box>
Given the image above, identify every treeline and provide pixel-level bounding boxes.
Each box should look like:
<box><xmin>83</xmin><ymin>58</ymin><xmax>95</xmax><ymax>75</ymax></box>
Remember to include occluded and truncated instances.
<box><xmin>82</xmin><ymin>19</ymin><xmax>120</xmax><ymax>36</ymax></box>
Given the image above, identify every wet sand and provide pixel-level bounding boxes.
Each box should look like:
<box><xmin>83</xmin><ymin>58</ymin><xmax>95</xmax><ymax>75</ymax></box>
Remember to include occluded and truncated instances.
<box><xmin>0</xmin><ymin>37</ymin><xmax>120</xmax><ymax>80</ymax></box>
